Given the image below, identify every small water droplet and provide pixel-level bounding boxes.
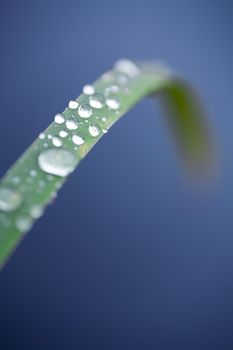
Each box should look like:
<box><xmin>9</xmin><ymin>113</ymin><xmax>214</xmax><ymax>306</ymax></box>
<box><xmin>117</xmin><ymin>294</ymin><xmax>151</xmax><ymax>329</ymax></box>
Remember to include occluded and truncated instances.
<box><xmin>47</xmin><ymin>174</ymin><xmax>54</xmax><ymax>181</ymax></box>
<box><xmin>104</xmin><ymin>85</ymin><xmax>120</xmax><ymax>96</ymax></box>
<box><xmin>103</xmin><ymin>128</ymin><xmax>108</xmax><ymax>133</ymax></box>
<box><xmin>59</xmin><ymin>130</ymin><xmax>68</xmax><ymax>138</ymax></box>
<box><xmin>29</xmin><ymin>205</ymin><xmax>43</xmax><ymax>219</ymax></box>
<box><xmin>78</xmin><ymin>104</ymin><xmax>93</xmax><ymax>118</ymax></box>
<box><xmin>106</xmin><ymin>95</ymin><xmax>120</xmax><ymax>110</ymax></box>
<box><xmin>114</xmin><ymin>59</ymin><xmax>141</xmax><ymax>78</ymax></box>
<box><xmin>38</xmin><ymin>148</ymin><xmax>77</xmax><ymax>177</ymax></box>
<box><xmin>66</xmin><ymin>117</ymin><xmax>79</xmax><ymax>130</ymax></box>
<box><xmin>69</xmin><ymin>100</ymin><xmax>79</xmax><ymax>109</ymax></box>
<box><xmin>83</xmin><ymin>84</ymin><xmax>95</xmax><ymax>95</ymax></box>
<box><xmin>15</xmin><ymin>215</ymin><xmax>32</xmax><ymax>232</ymax></box>
<box><xmin>88</xmin><ymin>124</ymin><xmax>100</xmax><ymax>137</ymax></box>
<box><xmin>101</xmin><ymin>71</ymin><xmax>114</xmax><ymax>82</ymax></box>
<box><xmin>89</xmin><ymin>93</ymin><xmax>105</xmax><ymax>109</ymax></box>
<box><xmin>39</xmin><ymin>133</ymin><xmax>45</xmax><ymax>139</ymax></box>
<box><xmin>0</xmin><ymin>187</ymin><xmax>22</xmax><ymax>212</ymax></box>
<box><xmin>117</xmin><ymin>73</ymin><xmax>129</xmax><ymax>85</ymax></box>
<box><xmin>11</xmin><ymin>176</ymin><xmax>21</xmax><ymax>185</ymax></box>
<box><xmin>54</xmin><ymin>114</ymin><xmax>65</xmax><ymax>124</ymax></box>
<box><xmin>52</xmin><ymin>137</ymin><xmax>63</xmax><ymax>147</ymax></box>
<box><xmin>72</xmin><ymin>134</ymin><xmax>85</xmax><ymax>146</ymax></box>
<box><xmin>102</xmin><ymin>117</ymin><xmax>107</xmax><ymax>122</ymax></box>
<box><xmin>30</xmin><ymin>170</ymin><xmax>37</xmax><ymax>177</ymax></box>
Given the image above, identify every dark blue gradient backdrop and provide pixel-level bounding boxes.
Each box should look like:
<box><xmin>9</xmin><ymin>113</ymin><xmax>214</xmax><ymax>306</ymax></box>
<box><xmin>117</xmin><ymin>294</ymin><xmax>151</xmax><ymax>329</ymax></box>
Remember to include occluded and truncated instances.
<box><xmin>0</xmin><ymin>0</ymin><xmax>232</xmax><ymax>349</ymax></box>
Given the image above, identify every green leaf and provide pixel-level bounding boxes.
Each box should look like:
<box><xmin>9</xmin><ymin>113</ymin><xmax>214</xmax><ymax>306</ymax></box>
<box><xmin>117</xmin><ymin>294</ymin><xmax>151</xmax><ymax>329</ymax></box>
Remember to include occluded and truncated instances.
<box><xmin>0</xmin><ymin>59</ymin><xmax>213</xmax><ymax>268</ymax></box>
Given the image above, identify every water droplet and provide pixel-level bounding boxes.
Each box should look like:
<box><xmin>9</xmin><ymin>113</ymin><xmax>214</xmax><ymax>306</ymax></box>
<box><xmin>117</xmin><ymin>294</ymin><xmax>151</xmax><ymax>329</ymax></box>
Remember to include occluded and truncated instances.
<box><xmin>47</xmin><ymin>174</ymin><xmax>54</xmax><ymax>181</ymax></box>
<box><xmin>69</xmin><ymin>100</ymin><xmax>79</xmax><ymax>109</ymax></box>
<box><xmin>15</xmin><ymin>215</ymin><xmax>32</xmax><ymax>232</ymax></box>
<box><xmin>59</xmin><ymin>130</ymin><xmax>68</xmax><ymax>138</ymax></box>
<box><xmin>114</xmin><ymin>59</ymin><xmax>141</xmax><ymax>78</ymax></box>
<box><xmin>52</xmin><ymin>137</ymin><xmax>63</xmax><ymax>147</ymax></box>
<box><xmin>101</xmin><ymin>71</ymin><xmax>114</xmax><ymax>82</ymax></box>
<box><xmin>88</xmin><ymin>124</ymin><xmax>100</xmax><ymax>137</ymax></box>
<box><xmin>102</xmin><ymin>117</ymin><xmax>107</xmax><ymax>122</ymax></box>
<box><xmin>30</xmin><ymin>170</ymin><xmax>37</xmax><ymax>177</ymax></box>
<box><xmin>0</xmin><ymin>187</ymin><xmax>22</xmax><ymax>212</ymax></box>
<box><xmin>39</xmin><ymin>133</ymin><xmax>45</xmax><ymax>139</ymax></box>
<box><xmin>78</xmin><ymin>104</ymin><xmax>92</xmax><ymax>118</ymax></box>
<box><xmin>105</xmin><ymin>85</ymin><xmax>119</xmax><ymax>96</ymax></box>
<box><xmin>54</xmin><ymin>114</ymin><xmax>65</xmax><ymax>124</ymax></box>
<box><xmin>11</xmin><ymin>176</ymin><xmax>21</xmax><ymax>185</ymax></box>
<box><xmin>83</xmin><ymin>84</ymin><xmax>95</xmax><ymax>95</ymax></box>
<box><xmin>103</xmin><ymin>128</ymin><xmax>108</xmax><ymax>133</ymax></box>
<box><xmin>38</xmin><ymin>180</ymin><xmax>45</xmax><ymax>187</ymax></box>
<box><xmin>38</xmin><ymin>148</ymin><xmax>77</xmax><ymax>177</ymax></box>
<box><xmin>66</xmin><ymin>117</ymin><xmax>79</xmax><ymax>130</ymax></box>
<box><xmin>106</xmin><ymin>95</ymin><xmax>120</xmax><ymax>110</ymax></box>
<box><xmin>29</xmin><ymin>205</ymin><xmax>43</xmax><ymax>219</ymax></box>
<box><xmin>89</xmin><ymin>93</ymin><xmax>105</xmax><ymax>109</ymax></box>
<box><xmin>72</xmin><ymin>134</ymin><xmax>85</xmax><ymax>146</ymax></box>
<box><xmin>117</xmin><ymin>73</ymin><xmax>129</xmax><ymax>85</ymax></box>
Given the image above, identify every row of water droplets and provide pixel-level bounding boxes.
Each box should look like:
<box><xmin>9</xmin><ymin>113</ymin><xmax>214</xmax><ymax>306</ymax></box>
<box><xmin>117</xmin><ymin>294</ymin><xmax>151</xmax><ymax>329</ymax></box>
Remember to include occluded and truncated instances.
<box><xmin>0</xmin><ymin>59</ymin><xmax>141</xmax><ymax>233</ymax></box>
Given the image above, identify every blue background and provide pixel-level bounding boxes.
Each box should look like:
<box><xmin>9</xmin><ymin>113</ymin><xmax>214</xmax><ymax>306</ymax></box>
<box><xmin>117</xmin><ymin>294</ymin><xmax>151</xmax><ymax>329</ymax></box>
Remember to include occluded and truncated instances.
<box><xmin>0</xmin><ymin>0</ymin><xmax>232</xmax><ymax>349</ymax></box>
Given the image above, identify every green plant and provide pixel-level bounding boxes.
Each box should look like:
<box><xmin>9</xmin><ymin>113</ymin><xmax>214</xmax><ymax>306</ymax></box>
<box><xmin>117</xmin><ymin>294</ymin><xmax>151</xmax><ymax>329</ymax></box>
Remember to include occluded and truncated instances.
<box><xmin>0</xmin><ymin>59</ymin><xmax>212</xmax><ymax>268</ymax></box>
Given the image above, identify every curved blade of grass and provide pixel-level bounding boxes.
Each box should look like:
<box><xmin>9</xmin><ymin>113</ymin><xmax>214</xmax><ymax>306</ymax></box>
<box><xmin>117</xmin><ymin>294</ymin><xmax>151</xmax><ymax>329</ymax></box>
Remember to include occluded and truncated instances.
<box><xmin>0</xmin><ymin>59</ymin><xmax>212</xmax><ymax>268</ymax></box>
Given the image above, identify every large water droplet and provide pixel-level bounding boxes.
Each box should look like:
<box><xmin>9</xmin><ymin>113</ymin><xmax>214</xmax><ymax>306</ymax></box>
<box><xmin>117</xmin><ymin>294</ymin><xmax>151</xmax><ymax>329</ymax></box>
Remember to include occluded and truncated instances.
<box><xmin>72</xmin><ymin>134</ymin><xmax>85</xmax><ymax>146</ymax></box>
<box><xmin>106</xmin><ymin>95</ymin><xmax>120</xmax><ymax>110</ymax></box>
<box><xmin>38</xmin><ymin>148</ymin><xmax>77</xmax><ymax>177</ymax></box>
<box><xmin>69</xmin><ymin>100</ymin><xmax>79</xmax><ymax>109</ymax></box>
<box><xmin>0</xmin><ymin>187</ymin><xmax>22</xmax><ymax>212</ymax></box>
<box><xmin>83</xmin><ymin>84</ymin><xmax>95</xmax><ymax>95</ymax></box>
<box><xmin>88</xmin><ymin>124</ymin><xmax>100</xmax><ymax>137</ymax></box>
<box><xmin>78</xmin><ymin>104</ymin><xmax>92</xmax><ymax>118</ymax></box>
<box><xmin>54</xmin><ymin>114</ymin><xmax>65</xmax><ymax>124</ymax></box>
<box><xmin>114</xmin><ymin>59</ymin><xmax>141</xmax><ymax>78</ymax></box>
<box><xmin>66</xmin><ymin>117</ymin><xmax>79</xmax><ymax>130</ymax></box>
<box><xmin>89</xmin><ymin>93</ymin><xmax>105</xmax><ymax>109</ymax></box>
